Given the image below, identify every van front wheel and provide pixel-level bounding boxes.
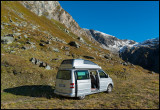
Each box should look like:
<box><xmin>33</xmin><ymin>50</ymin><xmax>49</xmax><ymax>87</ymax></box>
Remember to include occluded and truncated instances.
<box><xmin>106</xmin><ymin>84</ymin><xmax>112</xmax><ymax>93</ymax></box>
<box><xmin>78</xmin><ymin>95</ymin><xmax>85</xmax><ymax>100</ymax></box>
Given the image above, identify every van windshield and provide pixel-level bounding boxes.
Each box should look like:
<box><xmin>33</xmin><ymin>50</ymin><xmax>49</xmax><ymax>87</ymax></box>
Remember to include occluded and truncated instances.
<box><xmin>56</xmin><ymin>70</ymin><xmax>71</xmax><ymax>80</ymax></box>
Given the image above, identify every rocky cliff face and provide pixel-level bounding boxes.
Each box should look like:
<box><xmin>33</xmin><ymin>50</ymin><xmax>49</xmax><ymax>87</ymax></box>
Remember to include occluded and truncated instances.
<box><xmin>84</xmin><ymin>29</ymin><xmax>137</xmax><ymax>53</ymax></box>
<box><xmin>21</xmin><ymin>1</ymin><xmax>90</xmax><ymax>38</ymax></box>
<box><xmin>119</xmin><ymin>38</ymin><xmax>159</xmax><ymax>73</ymax></box>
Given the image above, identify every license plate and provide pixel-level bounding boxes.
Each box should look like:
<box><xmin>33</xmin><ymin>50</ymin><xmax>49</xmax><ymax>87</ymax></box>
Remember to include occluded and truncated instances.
<box><xmin>59</xmin><ymin>84</ymin><xmax>65</xmax><ymax>87</ymax></box>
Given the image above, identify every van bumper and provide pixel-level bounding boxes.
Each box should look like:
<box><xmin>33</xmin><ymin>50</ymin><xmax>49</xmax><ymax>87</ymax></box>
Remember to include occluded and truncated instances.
<box><xmin>54</xmin><ymin>90</ymin><xmax>75</xmax><ymax>97</ymax></box>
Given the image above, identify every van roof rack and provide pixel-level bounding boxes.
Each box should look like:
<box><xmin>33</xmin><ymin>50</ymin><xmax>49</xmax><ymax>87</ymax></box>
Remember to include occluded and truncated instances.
<box><xmin>59</xmin><ymin>59</ymin><xmax>101</xmax><ymax>69</ymax></box>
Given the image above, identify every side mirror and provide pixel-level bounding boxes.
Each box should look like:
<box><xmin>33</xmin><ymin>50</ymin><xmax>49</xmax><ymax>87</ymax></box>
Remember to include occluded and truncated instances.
<box><xmin>106</xmin><ymin>75</ymin><xmax>109</xmax><ymax>78</ymax></box>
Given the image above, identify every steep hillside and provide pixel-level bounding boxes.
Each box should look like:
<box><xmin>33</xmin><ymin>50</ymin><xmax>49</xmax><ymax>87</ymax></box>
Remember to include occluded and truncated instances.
<box><xmin>1</xmin><ymin>1</ymin><xmax>159</xmax><ymax>109</ymax></box>
<box><xmin>119</xmin><ymin>38</ymin><xmax>159</xmax><ymax>73</ymax></box>
<box><xmin>20</xmin><ymin>1</ymin><xmax>91</xmax><ymax>39</ymax></box>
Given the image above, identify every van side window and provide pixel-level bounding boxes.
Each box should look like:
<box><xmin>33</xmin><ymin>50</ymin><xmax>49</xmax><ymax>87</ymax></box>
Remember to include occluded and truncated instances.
<box><xmin>56</xmin><ymin>70</ymin><xmax>71</xmax><ymax>80</ymax></box>
<box><xmin>98</xmin><ymin>70</ymin><xmax>108</xmax><ymax>78</ymax></box>
<box><xmin>75</xmin><ymin>70</ymin><xmax>89</xmax><ymax>80</ymax></box>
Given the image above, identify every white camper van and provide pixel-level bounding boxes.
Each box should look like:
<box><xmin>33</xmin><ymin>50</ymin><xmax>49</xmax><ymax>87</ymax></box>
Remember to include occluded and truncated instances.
<box><xmin>54</xmin><ymin>59</ymin><xmax>114</xmax><ymax>99</ymax></box>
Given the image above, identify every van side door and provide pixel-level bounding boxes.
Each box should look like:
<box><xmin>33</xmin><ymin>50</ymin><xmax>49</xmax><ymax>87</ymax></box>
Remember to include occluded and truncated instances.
<box><xmin>98</xmin><ymin>70</ymin><xmax>109</xmax><ymax>91</ymax></box>
<box><xmin>74</xmin><ymin>70</ymin><xmax>91</xmax><ymax>97</ymax></box>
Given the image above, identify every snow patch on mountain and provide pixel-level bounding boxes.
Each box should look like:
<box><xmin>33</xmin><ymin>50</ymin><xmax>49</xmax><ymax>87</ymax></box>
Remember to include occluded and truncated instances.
<box><xmin>120</xmin><ymin>37</ymin><xmax>159</xmax><ymax>53</ymax></box>
<box><xmin>84</xmin><ymin>29</ymin><xmax>138</xmax><ymax>53</ymax></box>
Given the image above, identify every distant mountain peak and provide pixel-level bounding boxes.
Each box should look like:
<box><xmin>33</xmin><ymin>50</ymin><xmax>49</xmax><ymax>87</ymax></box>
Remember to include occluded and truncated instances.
<box><xmin>83</xmin><ymin>29</ymin><xmax>138</xmax><ymax>53</ymax></box>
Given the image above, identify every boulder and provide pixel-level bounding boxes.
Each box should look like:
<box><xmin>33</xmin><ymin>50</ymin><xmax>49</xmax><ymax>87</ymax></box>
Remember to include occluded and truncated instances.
<box><xmin>77</xmin><ymin>37</ymin><xmax>85</xmax><ymax>43</ymax></box>
<box><xmin>26</xmin><ymin>41</ymin><xmax>35</xmax><ymax>45</ymax></box>
<box><xmin>121</xmin><ymin>62</ymin><xmax>128</xmax><ymax>66</ymax></box>
<box><xmin>30</xmin><ymin>58</ymin><xmax>36</xmax><ymax>64</ymax></box>
<box><xmin>13</xmin><ymin>70</ymin><xmax>21</xmax><ymax>75</ymax></box>
<box><xmin>39</xmin><ymin>43</ymin><xmax>45</xmax><ymax>46</ymax></box>
<box><xmin>68</xmin><ymin>41</ymin><xmax>80</xmax><ymax>48</ymax></box>
<box><xmin>39</xmin><ymin>62</ymin><xmax>47</xmax><ymax>67</ymax></box>
<box><xmin>83</xmin><ymin>56</ymin><xmax>95</xmax><ymax>59</ymax></box>
<box><xmin>46</xmin><ymin>40</ymin><xmax>51</xmax><ymax>44</ymax></box>
<box><xmin>51</xmin><ymin>47</ymin><xmax>59</xmax><ymax>52</ymax></box>
<box><xmin>64</xmin><ymin>29</ymin><xmax>69</xmax><ymax>33</ymax></box>
<box><xmin>35</xmin><ymin>59</ymin><xmax>42</xmax><ymax>65</ymax></box>
<box><xmin>1</xmin><ymin>37</ymin><xmax>14</xmax><ymax>44</ymax></box>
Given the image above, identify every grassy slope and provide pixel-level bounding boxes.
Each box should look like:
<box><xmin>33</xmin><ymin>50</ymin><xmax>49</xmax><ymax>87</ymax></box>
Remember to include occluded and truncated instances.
<box><xmin>1</xmin><ymin>1</ymin><xmax>159</xmax><ymax>109</ymax></box>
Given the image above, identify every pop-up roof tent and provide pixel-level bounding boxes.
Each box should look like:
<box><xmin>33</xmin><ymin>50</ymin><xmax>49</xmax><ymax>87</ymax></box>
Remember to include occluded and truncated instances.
<box><xmin>59</xmin><ymin>59</ymin><xmax>101</xmax><ymax>69</ymax></box>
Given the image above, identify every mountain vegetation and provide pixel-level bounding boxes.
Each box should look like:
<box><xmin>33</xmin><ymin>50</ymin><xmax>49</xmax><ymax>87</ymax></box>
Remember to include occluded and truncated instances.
<box><xmin>1</xmin><ymin>1</ymin><xmax>159</xmax><ymax>109</ymax></box>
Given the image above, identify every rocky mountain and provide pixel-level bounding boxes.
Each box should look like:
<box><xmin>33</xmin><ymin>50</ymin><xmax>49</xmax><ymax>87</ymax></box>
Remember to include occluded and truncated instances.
<box><xmin>84</xmin><ymin>29</ymin><xmax>138</xmax><ymax>53</ymax></box>
<box><xmin>84</xmin><ymin>29</ymin><xmax>159</xmax><ymax>73</ymax></box>
<box><xmin>20</xmin><ymin>1</ymin><xmax>91</xmax><ymax>38</ymax></box>
<box><xmin>119</xmin><ymin>38</ymin><xmax>159</xmax><ymax>73</ymax></box>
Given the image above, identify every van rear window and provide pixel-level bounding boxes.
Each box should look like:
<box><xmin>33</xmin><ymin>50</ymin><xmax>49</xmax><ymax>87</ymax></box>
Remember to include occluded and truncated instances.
<box><xmin>56</xmin><ymin>70</ymin><xmax>71</xmax><ymax>80</ymax></box>
<box><xmin>75</xmin><ymin>70</ymin><xmax>89</xmax><ymax>80</ymax></box>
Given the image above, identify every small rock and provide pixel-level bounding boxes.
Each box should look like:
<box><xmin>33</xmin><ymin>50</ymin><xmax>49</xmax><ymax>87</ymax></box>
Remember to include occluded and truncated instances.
<box><xmin>13</xmin><ymin>70</ymin><xmax>17</xmax><ymax>75</ymax></box>
<box><xmin>5</xmin><ymin>34</ymin><xmax>14</xmax><ymax>37</ymax></box>
<box><xmin>24</xmin><ymin>35</ymin><xmax>28</xmax><ymax>38</ymax></box>
<box><xmin>63</xmin><ymin>46</ymin><xmax>70</xmax><ymax>51</ymax></box>
<box><xmin>13</xmin><ymin>33</ymin><xmax>21</xmax><ymax>36</ymax></box>
<box><xmin>9</xmin><ymin>17</ymin><xmax>13</xmax><ymax>22</ymax></box>
<box><xmin>17</xmin><ymin>36</ymin><xmax>21</xmax><ymax>39</ymax></box>
<box><xmin>77</xmin><ymin>37</ymin><xmax>85</xmax><ymax>43</ymax></box>
<box><xmin>151</xmin><ymin>71</ymin><xmax>155</xmax><ymax>74</ymax></box>
<box><xmin>51</xmin><ymin>58</ymin><xmax>59</xmax><ymax>61</ymax></box>
<box><xmin>46</xmin><ymin>40</ymin><xmax>51</xmax><ymax>44</ymax></box>
<box><xmin>35</xmin><ymin>59</ymin><xmax>42</xmax><ymax>66</ymax></box>
<box><xmin>52</xmin><ymin>47</ymin><xmax>59</xmax><ymax>52</ymax></box>
<box><xmin>10</xmin><ymin>50</ymin><xmax>16</xmax><ymax>53</ymax></box>
<box><xmin>30</xmin><ymin>58</ymin><xmax>36</xmax><ymax>64</ymax></box>
<box><xmin>72</xmin><ymin>54</ymin><xmax>76</xmax><ymax>58</ymax></box>
<box><xmin>121</xmin><ymin>62</ymin><xmax>128</xmax><ymax>66</ymax></box>
<box><xmin>12</xmin><ymin>22</ymin><xmax>19</xmax><ymax>26</ymax></box>
<box><xmin>64</xmin><ymin>29</ymin><xmax>69</xmax><ymax>33</ymax></box>
<box><xmin>65</xmin><ymin>51</ymin><xmax>70</xmax><ymax>56</ymax></box>
<box><xmin>39</xmin><ymin>43</ymin><xmax>45</xmax><ymax>46</ymax></box>
<box><xmin>21</xmin><ymin>46</ymin><xmax>30</xmax><ymax>50</ymax></box>
<box><xmin>45</xmin><ymin>65</ymin><xmax>51</xmax><ymax>70</ymax></box>
<box><xmin>1</xmin><ymin>25</ymin><xmax>4</xmax><ymax>30</ymax></box>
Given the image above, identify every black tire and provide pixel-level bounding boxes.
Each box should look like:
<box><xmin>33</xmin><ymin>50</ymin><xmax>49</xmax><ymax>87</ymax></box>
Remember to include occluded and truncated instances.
<box><xmin>78</xmin><ymin>95</ymin><xmax>85</xmax><ymax>100</ymax></box>
<box><xmin>106</xmin><ymin>84</ymin><xmax>113</xmax><ymax>93</ymax></box>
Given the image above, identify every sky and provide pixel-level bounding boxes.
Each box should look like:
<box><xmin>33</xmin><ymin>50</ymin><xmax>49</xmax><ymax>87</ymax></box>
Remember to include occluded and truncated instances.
<box><xmin>59</xmin><ymin>1</ymin><xmax>159</xmax><ymax>42</ymax></box>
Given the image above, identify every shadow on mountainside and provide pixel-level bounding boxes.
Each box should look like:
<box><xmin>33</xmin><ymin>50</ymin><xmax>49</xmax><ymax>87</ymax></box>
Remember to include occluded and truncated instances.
<box><xmin>3</xmin><ymin>85</ymin><xmax>73</xmax><ymax>100</ymax></box>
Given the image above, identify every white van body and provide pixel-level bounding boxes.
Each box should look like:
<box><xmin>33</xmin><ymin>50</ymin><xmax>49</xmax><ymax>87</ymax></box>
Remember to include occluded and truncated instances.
<box><xmin>54</xmin><ymin>59</ymin><xmax>114</xmax><ymax>99</ymax></box>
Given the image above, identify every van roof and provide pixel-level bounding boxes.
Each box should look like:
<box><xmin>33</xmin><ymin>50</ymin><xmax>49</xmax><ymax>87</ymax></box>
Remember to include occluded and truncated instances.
<box><xmin>59</xmin><ymin>59</ymin><xmax>101</xmax><ymax>69</ymax></box>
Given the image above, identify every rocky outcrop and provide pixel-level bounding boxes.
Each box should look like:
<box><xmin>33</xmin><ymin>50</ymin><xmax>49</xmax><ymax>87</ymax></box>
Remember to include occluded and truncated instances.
<box><xmin>20</xmin><ymin>1</ymin><xmax>91</xmax><ymax>38</ymax></box>
<box><xmin>30</xmin><ymin>58</ymin><xmax>51</xmax><ymax>70</ymax></box>
<box><xmin>119</xmin><ymin>38</ymin><xmax>159</xmax><ymax>73</ymax></box>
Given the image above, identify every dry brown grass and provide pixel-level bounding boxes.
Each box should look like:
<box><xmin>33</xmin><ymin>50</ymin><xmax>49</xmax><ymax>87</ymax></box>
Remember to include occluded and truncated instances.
<box><xmin>1</xmin><ymin>1</ymin><xmax>159</xmax><ymax>109</ymax></box>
